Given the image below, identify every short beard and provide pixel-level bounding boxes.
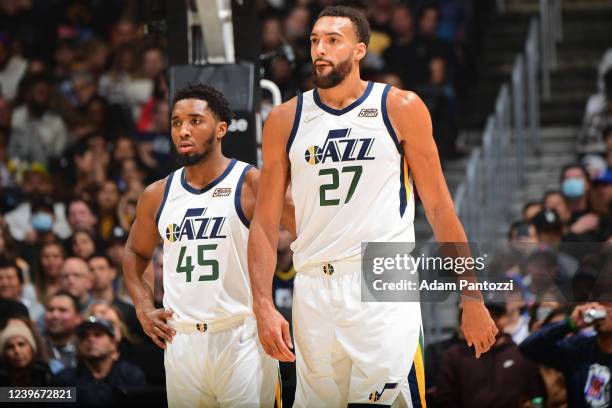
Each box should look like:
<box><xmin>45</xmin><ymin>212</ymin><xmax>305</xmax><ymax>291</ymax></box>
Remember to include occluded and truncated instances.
<box><xmin>174</xmin><ymin>134</ymin><xmax>215</xmax><ymax>167</ymax></box>
<box><xmin>312</xmin><ymin>56</ymin><xmax>353</xmax><ymax>89</ymax></box>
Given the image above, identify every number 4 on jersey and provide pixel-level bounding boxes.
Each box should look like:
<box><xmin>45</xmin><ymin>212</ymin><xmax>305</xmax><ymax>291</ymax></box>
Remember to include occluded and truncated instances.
<box><xmin>176</xmin><ymin>244</ymin><xmax>219</xmax><ymax>282</ymax></box>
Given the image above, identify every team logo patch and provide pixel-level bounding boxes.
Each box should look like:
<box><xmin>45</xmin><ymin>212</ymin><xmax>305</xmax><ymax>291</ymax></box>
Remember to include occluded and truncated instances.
<box><xmin>212</xmin><ymin>187</ymin><xmax>232</xmax><ymax>197</ymax></box>
<box><xmin>165</xmin><ymin>224</ymin><xmax>181</xmax><ymax>242</ymax></box>
<box><xmin>358</xmin><ymin>108</ymin><xmax>378</xmax><ymax>117</ymax></box>
<box><xmin>369</xmin><ymin>383</ymin><xmax>398</xmax><ymax>402</ymax></box>
<box><xmin>304</xmin><ymin>128</ymin><xmax>375</xmax><ymax>166</ymax></box>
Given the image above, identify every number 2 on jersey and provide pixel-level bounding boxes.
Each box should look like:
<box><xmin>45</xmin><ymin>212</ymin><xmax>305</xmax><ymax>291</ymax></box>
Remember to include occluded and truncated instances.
<box><xmin>319</xmin><ymin>165</ymin><xmax>362</xmax><ymax>206</ymax></box>
<box><xmin>176</xmin><ymin>244</ymin><xmax>219</xmax><ymax>282</ymax></box>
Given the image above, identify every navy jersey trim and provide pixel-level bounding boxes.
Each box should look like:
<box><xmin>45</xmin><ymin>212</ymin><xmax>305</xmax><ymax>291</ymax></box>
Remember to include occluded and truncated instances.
<box><xmin>180</xmin><ymin>158</ymin><xmax>237</xmax><ymax>195</ymax></box>
<box><xmin>155</xmin><ymin>170</ymin><xmax>175</xmax><ymax>228</ymax></box>
<box><xmin>313</xmin><ymin>81</ymin><xmax>373</xmax><ymax>116</ymax></box>
<box><xmin>381</xmin><ymin>84</ymin><xmax>402</xmax><ymax>153</ymax></box>
<box><xmin>235</xmin><ymin>164</ymin><xmax>254</xmax><ymax>228</ymax></box>
<box><xmin>286</xmin><ymin>92</ymin><xmax>303</xmax><ymax>154</ymax></box>
<box><xmin>399</xmin><ymin>156</ymin><xmax>407</xmax><ymax>217</ymax></box>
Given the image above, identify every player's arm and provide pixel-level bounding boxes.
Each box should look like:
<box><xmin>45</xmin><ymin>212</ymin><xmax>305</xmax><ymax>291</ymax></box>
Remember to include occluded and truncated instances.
<box><xmin>386</xmin><ymin>88</ymin><xmax>497</xmax><ymax>358</ymax></box>
<box><xmin>247</xmin><ymin>98</ymin><xmax>297</xmax><ymax>362</ymax></box>
<box><xmin>242</xmin><ymin>167</ymin><xmax>296</xmax><ymax>236</ymax></box>
<box><xmin>123</xmin><ymin>179</ymin><xmax>175</xmax><ymax>349</ymax></box>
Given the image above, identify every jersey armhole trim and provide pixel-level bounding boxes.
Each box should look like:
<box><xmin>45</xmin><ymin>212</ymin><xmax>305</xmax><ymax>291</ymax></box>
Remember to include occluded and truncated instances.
<box><xmin>155</xmin><ymin>171</ymin><xmax>175</xmax><ymax>229</ymax></box>
<box><xmin>235</xmin><ymin>164</ymin><xmax>255</xmax><ymax>228</ymax></box>
<box><xmin>381</xmin><ymin>84</ymin><xmax>402</xmax><ymax>154</ymax></box>
<box><xmin>285</xmin><ymin>92</ymin><xmax>303</xmax><ymax>154</ymax></box>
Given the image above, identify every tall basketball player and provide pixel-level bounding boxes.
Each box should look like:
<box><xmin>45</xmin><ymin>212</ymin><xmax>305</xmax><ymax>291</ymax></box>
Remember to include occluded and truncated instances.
<box><xmin>248</xmin><ymin>6</ymin><xmax>498</xmax><ymax>407</ymax></box>
<box><xmin>124</xmin><ymin>84</ymin><xmax>292</xmax><ymax>407</ymax></box>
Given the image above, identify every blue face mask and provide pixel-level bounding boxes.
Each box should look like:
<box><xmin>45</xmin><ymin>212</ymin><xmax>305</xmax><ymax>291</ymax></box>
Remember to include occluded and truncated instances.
<box><xmin>562</xmin><ymin>178</ymin><xmax>585</xmax><ymax>199</ymax></box>
<box><xmin>31</xmin><ymin>212</ymin><xmax>54</xmax><ymax>232</ymax></box>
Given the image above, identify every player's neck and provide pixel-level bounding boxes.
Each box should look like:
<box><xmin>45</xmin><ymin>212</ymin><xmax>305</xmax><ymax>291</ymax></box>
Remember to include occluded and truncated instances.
<box><xmin>183</xmin><ymin>150</ymin><xmax>231</xmax><ymax>190</ymax></box>
<box><xmin>316</xmin><ymin>73</ymin><xmax>368</xmax><ymax>110</ymax></box>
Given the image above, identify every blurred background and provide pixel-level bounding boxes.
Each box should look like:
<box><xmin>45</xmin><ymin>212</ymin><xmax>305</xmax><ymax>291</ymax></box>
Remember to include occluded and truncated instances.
<box><xmin>0</xmin><ymin>0</ymin><xmax>611</xmax><ymax>406</ymax></box>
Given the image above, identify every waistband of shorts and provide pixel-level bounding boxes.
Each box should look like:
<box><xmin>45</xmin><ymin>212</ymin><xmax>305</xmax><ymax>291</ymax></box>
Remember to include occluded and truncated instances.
<box><xmin>168</xmin><ymin>314</ymin><xmax>249</xmax><ymax>334</ymax></box>
<box><xmin>297</xmin><ymin>254</ymin><xmax>362</xmax><ymax>277</ymax></box>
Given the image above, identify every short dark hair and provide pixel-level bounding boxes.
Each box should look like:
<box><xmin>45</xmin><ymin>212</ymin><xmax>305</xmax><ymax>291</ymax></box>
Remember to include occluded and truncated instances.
<box><xmin>317</xmin><ymin>5</ymin><xmax>370</xmax><ymax>47</ymax></box>
<box><xmin>172</xmin><ymin>84</ymin><xmax>233</xmax><ymax>124</ymax></box>
<box><xmin>47</xmin><ymin>290</ymin><xmax>79</xmax><ymax>312</ymax></box>
<box><xmin>560</xmin><ymin>163</ymin><xmax>591</xmax><ymax>185</ymax></box>
<box><xmin>87</xmin><ymin>253</ymin><xmax>113</xmax><ymax>267</ymax></box>
<box><xmin>0</xmin><ymin>255</ymin><xmax>23</xmax><ymax>284</ymax></box>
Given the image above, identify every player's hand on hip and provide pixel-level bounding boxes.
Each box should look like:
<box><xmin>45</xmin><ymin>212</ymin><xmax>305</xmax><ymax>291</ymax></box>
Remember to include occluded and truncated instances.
<box><xmin>137</xmin><ymin>307</ymin><xmax>176</xmax><ymax>349</ymax></box>
<box><xmin>254</xmin><ymin>303</ymin><xmax>295</xmax><ymax>362</ymax></box>
<box><xmin>460</xmin><ymin>301</ymin><xmax>498</xmax><ymax>359</ymax></box>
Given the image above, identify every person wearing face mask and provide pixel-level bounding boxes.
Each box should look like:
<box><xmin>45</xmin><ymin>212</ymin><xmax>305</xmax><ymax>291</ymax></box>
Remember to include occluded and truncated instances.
<box><xmin>560</xmin><ymin>164</ymin><xmax>605</xmax><ymax>242</ymax></box>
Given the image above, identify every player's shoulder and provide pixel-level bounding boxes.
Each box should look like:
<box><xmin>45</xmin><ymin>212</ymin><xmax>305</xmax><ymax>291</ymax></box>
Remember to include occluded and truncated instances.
<box><xmin>385</xmin><ymin>86</ymin><xmax>426</xmax><ymax>111</ymax></box>
<box><xmin>138</xmin><ymin>176</ymin><xmax>169</xmax><ymax>211</ymax></box>
<box><xmin>266</xmin><ymin>95</ymin><xmax>300</xmax><ymax>128</ymax></box>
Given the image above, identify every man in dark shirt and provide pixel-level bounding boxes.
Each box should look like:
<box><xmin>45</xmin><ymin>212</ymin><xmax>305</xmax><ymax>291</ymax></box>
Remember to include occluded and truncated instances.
<box><xmin>520</xmin><ymin>299</ymin><xmax>612</xmax><ymax>407</ymax></box>
<box><xmin>55</xmin><ymin>316</ymin><xmax>146</xmax><ymax>406</ymax></box>
<box><xmin>435</xmin><ymin>300</ymin><xmax>546</xmax><ymax>407</ymax></box>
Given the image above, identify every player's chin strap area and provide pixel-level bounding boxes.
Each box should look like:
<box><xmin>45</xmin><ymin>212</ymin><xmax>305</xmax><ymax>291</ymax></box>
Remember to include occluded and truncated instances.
<box><xmin>168</xmin><ymin>315</ymin><xmax>248</xmax><ymax>334</ymax></box>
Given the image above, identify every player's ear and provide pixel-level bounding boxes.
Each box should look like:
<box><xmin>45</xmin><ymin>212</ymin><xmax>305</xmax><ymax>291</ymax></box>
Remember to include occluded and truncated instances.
<box><xmin>216</xmin><ymin>120</ymin><xmax>228</xmax><ymax>140</ymax></box>
<box><xmin>354</xmin><ymin>42</ymin><xmax>367</xmax><ymax>62</ymax></box>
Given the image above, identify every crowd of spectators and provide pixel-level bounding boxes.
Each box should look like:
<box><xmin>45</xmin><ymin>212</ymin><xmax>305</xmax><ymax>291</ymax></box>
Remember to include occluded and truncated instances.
<box><xmin>422</xmin><ymin>46</ymin><xmax>612</xmax><ymax>407</ymax></box>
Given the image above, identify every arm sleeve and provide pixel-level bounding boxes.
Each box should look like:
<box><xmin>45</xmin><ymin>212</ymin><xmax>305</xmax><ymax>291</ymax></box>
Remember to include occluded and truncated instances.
<box><xmin>519</xmin><ymin>320</ymin><xmax>574</xmax><ymax>371</ymax></box>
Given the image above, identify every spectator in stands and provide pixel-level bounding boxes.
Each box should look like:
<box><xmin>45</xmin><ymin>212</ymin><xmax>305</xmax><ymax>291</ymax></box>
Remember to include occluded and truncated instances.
<box><xmin>522</xmin><ymin>201</ymin><xmax>543</xmax><ymax>221</ymax></box>
<box><xmin>0</xmin><ymin>34</ymin><xmax>27</xmax><ymax>102</ymax></box>
<box><xmin>583</xmin><ymin>68</ymin><xmax>612</xmax><ymax>149</ymax></box>
<box><xmin>59</xmin><ymin>257</ymin><xmax>93</xmax><ymax>312</ymax></box>
<box><xmin>382</xmin><ymin>5</ymin><xmax>419</xmax><ymax>90</ymax></box>
<box><xmin>87</xmin><ymin>254</ymin><xmax>139</xmax><ymax>336</ymax></box>
<box><xmin>414</xmin><ymin>4</ymin><xmax>456</xmax><ymax>85</ymax></box>
<box><xmin>43</xmin><ymin>291</ymin><xmax>81</xmax><ymax>374</ymax></box>
<box><xmin>70</xmin><ymin>229</ymin><xmax>97</xmax><ymax>260</ymax></box>
<box><xmin>95</xmin><ymin>180</ymin><xmax>121</xmax><ymax>242</ymax></box>
<box><xmin>561</xmin><ymin>163</ymin><xmax>595</xmax><ymax>220</ymax></box>
<box><xmin>4</xmin><ymin>96</ymin><xmax>47</xmax><ymax>166</ymax></box>
<box><xmin>527</xmin><ymin>307</ymin><xmax>569</xmax><ymax>408</ymax></box>
<box><xmin>55</xmin><ymin>316</ymin><xmax>146</xmax><ymax>405</ymax></box>
<box><xmin>520</xmin><ymin>294</ymin><xmax>612</xmax><ymax>407</ymax></box>
<box><xmin>0</xmin><ymin>317</ymin><xmax>53</xmax><ymax>386</ymax></box>
<box><xmin>503</xmin><ymin>287</ymin><xmax>530</xmax><ymax>345</ymax></box>
<box><xmin>543</xmin><ymin>190</ymin><xmax>572</xmax><ymax>232</ymax></box>
<box><xmin>0</xmin><ymin>256</ymin><xmax>44</xmax><ymax>321</ymax></box>
<box><xmin>435</xmin><ymin>297</ymin><xmax>546</xmax><ymax>407</ymax></box>
<box><xmin>532</xmin><ymin>209</ymin><xmax>579</xmax><ymax>278</ymax></box>
<box><xmin>35</xmin><ymin>241</ymin><xmax>65</xmax><ymax>304</ymax></box>
<box><xmin>98</xmin><ymin>43</ymin><xmax>153</xmax><ymax>124</ymax></box>
<box><xmin>86</xmin><ymin>300</ymin><xmax>164</xmax><ymax>386</ymax></box>
<box><xmin>11</xmin><ymin>74</ymin><xmax>69</xmax><ymax>161</ymax></box>
<box><xmin>522</xmin><ymin>248</ymin><xmax>571</xmax><ymax>303</ymax></box>
<box><xmin>141</xmin><ymin>44</ymin><xmax>165</xmax><ymax>82</ymax></box>
<box><xmin>67</xmin><ymin>199</ymin><xmax>97</xmax><ymax>237</ymax></box>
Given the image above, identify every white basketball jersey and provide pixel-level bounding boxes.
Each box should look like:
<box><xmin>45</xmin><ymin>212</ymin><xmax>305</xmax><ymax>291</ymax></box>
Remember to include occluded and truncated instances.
<box><xmin>156</xmin><ymin>159</ymin><xmax>254</xmax><ymax>321</ymax></box>
<box><xmin>288</xmin><ymin>82</ymin><xmax>415</xmax><ymax>271</ymax></box>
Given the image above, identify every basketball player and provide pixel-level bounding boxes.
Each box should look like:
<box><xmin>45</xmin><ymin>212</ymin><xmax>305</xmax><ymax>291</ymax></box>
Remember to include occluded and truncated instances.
<box><xmin>248</xmin><ymin>6</ymin><xmax>499</xmax><ymax>407</ymax></box>
<box><xmin>124</xmin><ymin>84</ymin><xmax>292</xmax><ymax>407</ymax></box>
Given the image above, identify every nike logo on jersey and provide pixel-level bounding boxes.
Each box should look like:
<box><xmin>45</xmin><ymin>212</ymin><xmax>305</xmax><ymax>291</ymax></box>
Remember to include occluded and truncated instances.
<box><xmin>303</xmin><ymin>113</ymin><xmax>323</xmax><ymax>123</ymax></box>
<box><xmin>304</xmin><ymin>128</ymin><xmax>375</xmax><ymax>166</ymax></box>
<box><xmin>165</xmin><ymin>207</ymin><xmax>227</xmax><ymax>242</ymax></box>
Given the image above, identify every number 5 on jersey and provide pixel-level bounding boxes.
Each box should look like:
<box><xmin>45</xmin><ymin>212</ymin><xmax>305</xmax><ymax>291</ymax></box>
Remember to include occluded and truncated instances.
<box><xmin>176</xmin><ymin>244</ymin><xmax>219</xmax><ymax>282</ymax></box>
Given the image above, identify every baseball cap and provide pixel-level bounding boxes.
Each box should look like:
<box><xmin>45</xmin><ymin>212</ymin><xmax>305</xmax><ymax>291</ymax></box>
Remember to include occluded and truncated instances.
<box><xmin>76</xmin><ymin>316</ymin><xmax>115</xmax><ymax>339</ymax></box>
<box><xmin>532</xmin><ymin>209</ymin><xmax>562</xmax><ymax>232</ymax></box>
